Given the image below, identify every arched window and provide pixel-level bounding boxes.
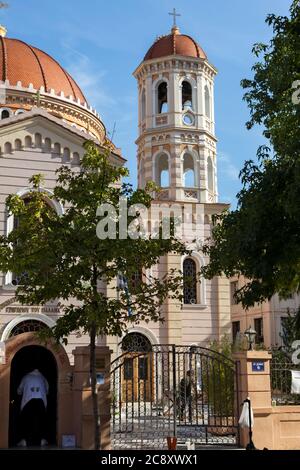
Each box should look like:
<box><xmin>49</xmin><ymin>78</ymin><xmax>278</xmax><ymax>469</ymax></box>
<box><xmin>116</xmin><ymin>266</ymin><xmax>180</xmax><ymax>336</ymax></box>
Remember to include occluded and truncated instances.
<box><xmin>183</xmin><ymin>258</ymin><xmax>198</xmax><ymax>304</ymax></box>
<box><xmin>15</xmin><ymin>109</ymin><xmax>25</xmax><ymax>116</ymax></box>
<box><xmin>157</xmin><ymin>82</ymin><xmax>168</xmax><ymax>114</ymax></box>
<box><xmin>207</xmin><ymin>156</ymin><xmax>214</xmax><ymax>192</ymax></box>
<box><xmin>183</xmin><ymin>154</ymin><xmax>195</xmax><ymax>187</ymax></box>
<box><xmin>4</xmin><ymin>142</ymin><xmax>12</xmax><ymax>153</ymax></box>
<box><xmin>35</xmin><ymin>133</ymin><xmax>42</xmax><ymax>147</ymax></box>
<box><xmin>24</xmin><ymin>135</ymin><xmax>32</xmax><ymax>148</ymax></box>
<box><xmin>141</xmin><ymin>89</ymin><xmax>146</xmax><ymax>121</ymax></box>
<box><xmin>205</xmin><ymin>85</ymin><xmax>211</xmax><ymax>119</ymax></box>
<box><xmin>44</xmin><ymin>137</ymin><xmax>51</xmax><ymax>152</ymax></box>
<box><xmin>182</xmin><ymin>81</ymin><xmax>193</xmax><ymax>110</ymax></box>
<box><xmin>72</xmin><ymin>152</ymin><xmax>80</xmax><ymax>165</ymax></box>
<box><xmin>15</xmin><ymin>139</ymin><xmax>22</xmax><ymax>150</ymax></box>
<box><xmin>10</xmin><ymin>319</ymin><xmax>48</xmax><ymax>337</ymax></box>
<box><xmin>53</xmin><ymin>142</ymin><xmax>61</xmax><ymax>155</ymax></box>
<box><xmin>63</xmin><ymin>147</ymin><xmax>71</xmax><ymax>163</ymax></box>
<box><xmin>1</xmin><ymin>109</ymin><xmax>10</xmax><ymax>119</ymax></box>
<box><xmin>10</xmin><ymin>194</ymin><xmax>58</xmax><ymax>286</ymax></box>
<box><xmin>122</xmin><ymin>332</ymin><xmax>152</xmax><ymax>352</ymax></box>
<box><xmin>128</xmin><ymin>269</ymin><xmax>143</xmax><ymax>293</ymax></box>
<box><xmin>4</xmin><ymin>188</ymin><xmax>64</xmax><ymax>286</ymax></box>
<box><xmin>156</xmin><ymin>153</ymin><xmax>169</xmax><ymax>187</ymax></box>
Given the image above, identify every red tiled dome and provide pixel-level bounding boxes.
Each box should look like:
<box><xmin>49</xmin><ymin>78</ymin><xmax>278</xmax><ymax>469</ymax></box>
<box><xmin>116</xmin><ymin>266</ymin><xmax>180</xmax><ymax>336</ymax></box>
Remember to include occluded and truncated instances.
<box><xmin>0</xmin><ymin>37</ymin><xmax>87</xmax><ymax>104</ymax></box>
<box><xmin>144</xmin><ymin>28</ymin><xmax>207</xmax><ymax>61</ymax></box>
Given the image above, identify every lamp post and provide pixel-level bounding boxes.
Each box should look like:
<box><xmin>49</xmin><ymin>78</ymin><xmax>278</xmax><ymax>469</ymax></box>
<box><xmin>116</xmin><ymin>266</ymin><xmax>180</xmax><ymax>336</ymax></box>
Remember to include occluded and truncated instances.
<box><xmin>244</xmin><ymin>326</ymin><xmax>256</xmax><ymax>351</ymax></box>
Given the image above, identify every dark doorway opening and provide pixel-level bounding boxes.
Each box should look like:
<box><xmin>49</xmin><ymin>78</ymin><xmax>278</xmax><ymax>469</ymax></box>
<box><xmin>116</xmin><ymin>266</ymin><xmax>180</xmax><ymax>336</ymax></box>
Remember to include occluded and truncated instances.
<box><xmin>9</xmin><ymin>345</ymin><xmax>57</xmax><ymax>447</ymax></box>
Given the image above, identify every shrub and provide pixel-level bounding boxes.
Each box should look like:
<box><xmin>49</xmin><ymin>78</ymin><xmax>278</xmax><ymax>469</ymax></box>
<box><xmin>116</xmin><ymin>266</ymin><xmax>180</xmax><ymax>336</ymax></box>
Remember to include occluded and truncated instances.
<box><xmin>202</xmin><ymin>335</ymin><xmax>235</xmax><ymax>417</ymax></box>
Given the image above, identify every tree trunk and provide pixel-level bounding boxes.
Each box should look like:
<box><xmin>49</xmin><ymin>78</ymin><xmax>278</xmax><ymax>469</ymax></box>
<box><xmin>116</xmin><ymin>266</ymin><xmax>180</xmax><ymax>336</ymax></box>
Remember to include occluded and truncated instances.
<box><xmin>90</xmin><ymin>322</ymin><xmax>101</xmax><ymax>450</ymax></box>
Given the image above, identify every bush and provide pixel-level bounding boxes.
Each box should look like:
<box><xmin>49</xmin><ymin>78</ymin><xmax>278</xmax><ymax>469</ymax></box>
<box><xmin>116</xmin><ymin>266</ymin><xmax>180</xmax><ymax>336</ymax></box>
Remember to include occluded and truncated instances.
<box><xmin>202</xmin><ymin>335</ymin><xmax>235</xmax><ymax>417</ymax></box>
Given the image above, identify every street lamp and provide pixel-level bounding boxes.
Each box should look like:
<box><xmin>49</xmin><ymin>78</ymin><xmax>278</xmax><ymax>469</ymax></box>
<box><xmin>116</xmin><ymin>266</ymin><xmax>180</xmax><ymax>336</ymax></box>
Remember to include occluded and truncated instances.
<box><xmin>244</xmin><ymin>326</ymin><xmax>256</xmax><ymax>351</ymax></box>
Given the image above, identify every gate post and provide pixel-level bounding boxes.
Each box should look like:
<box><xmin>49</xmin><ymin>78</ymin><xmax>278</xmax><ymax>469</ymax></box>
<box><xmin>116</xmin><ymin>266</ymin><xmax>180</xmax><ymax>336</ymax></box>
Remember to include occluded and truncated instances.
<box><xmin>233</xmin><ymin>350</ymin><xmax>273</xmax><ymax>449</ymax></box>
<box><xmin>97</xmin><ymin>346</ymin><xmax>112</xmax><ymax>450</ymax></box>
<box><xmin>73</xmin><ymin>345</ymin><xmax>112</xmax><ymax>450</ymax></box>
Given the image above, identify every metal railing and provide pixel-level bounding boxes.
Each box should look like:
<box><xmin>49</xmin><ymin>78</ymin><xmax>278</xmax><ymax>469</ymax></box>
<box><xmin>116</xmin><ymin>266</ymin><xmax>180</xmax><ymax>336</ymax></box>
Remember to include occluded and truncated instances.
<box><xmin>271</xmin><ymin>353</ymin><xmax>300</xmax><ymax>405</ymax></box>
<box><xmin>110</xmin><ymin>344</ymin><xmax>240</xmax><ymax>449</ymax></box>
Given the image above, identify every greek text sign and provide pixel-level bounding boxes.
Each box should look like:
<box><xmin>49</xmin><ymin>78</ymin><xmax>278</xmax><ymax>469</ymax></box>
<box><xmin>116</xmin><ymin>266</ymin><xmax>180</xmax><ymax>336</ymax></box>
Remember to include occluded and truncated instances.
<box><xmin>252</xmin><ymin>361</ymin><xmax>264</xmax><ymax>372</ymax></box>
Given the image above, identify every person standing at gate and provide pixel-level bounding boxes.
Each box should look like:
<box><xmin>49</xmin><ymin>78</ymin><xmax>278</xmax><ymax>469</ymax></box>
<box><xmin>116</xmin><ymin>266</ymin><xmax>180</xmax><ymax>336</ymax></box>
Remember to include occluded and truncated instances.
<box><xmin>17</xmin><ymin>368</ymin><xmax>49</xmax><ymax>447</ymax></box>
<box><xmin>179</xmin><ymin>370</ymin><xmax>195</xmax><ymax>422</ymax></box>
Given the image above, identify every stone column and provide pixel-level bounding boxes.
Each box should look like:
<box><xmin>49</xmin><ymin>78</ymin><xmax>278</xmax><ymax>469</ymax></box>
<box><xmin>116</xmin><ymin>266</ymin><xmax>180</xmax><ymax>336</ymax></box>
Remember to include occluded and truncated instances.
<box><xmin>233</xmin><ymin>350</ymin><xmax>273</xmax><ymax>449</ymax></box>
<box><xmin>73</xmin><ymin>345</ymin><xmax>111</xmax><ymax>450</ymax></box>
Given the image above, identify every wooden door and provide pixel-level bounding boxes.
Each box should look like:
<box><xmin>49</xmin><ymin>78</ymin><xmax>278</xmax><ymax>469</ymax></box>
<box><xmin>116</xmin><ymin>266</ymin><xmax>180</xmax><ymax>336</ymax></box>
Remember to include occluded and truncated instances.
<box><xmin>122</xmin><ymin>353</ymin><xmax>153</xmax><ymax>402</ymax></box>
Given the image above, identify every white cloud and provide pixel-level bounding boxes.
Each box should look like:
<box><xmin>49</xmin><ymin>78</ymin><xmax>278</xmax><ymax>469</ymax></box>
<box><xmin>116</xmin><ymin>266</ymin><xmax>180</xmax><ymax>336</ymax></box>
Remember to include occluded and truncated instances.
<box><xmin>61</xmin><ymin>43</ymin><xmax>116</xmax><ymax>110</ymax></box>
<box><xmin>218</xmin><ymin>151</ymin><xmax>240</xmax><ymax>181</ymax></box>
<box><xmin>60</xmin><ymin>41</ymin><xmax>138</xmax><ymax>154</ymax></box>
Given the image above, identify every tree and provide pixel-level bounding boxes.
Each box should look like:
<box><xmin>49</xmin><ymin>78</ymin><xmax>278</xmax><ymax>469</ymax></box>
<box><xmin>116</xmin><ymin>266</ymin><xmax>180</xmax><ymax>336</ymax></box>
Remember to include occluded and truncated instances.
<box><xmin>202</xmin><ymin>1</ymin><xmax>300</xmax><ymax>308</ymax></box>
<box><xmin>279</xmin><ymin>308</ymin><xmax>300</xmax><ymax>353</ymax></box>
<box><xmin>0</xmin><ymin>140</ymin><xmax>187</xmax><ymax>449</ymax></box>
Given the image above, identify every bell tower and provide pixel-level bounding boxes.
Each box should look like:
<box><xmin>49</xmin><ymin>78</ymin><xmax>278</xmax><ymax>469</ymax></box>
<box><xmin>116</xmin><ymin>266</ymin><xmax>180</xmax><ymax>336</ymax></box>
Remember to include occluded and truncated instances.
<box><xmin>133</xmin><ymin>20</ymin><xmax>218</xmax><ymax>204</ymax></box>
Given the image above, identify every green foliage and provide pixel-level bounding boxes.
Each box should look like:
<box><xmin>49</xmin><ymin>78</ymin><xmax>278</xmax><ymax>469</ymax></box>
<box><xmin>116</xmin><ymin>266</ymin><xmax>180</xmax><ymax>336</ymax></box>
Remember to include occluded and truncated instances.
<box><xmin>203</xmin><ymin>336</ymin><xmax>235</xmax><ymax>417</ymax></box>
<box><xmin>0</xmin><ymin>140</ymin><xmax>187</xmax><ymax>339</ymax></box>
<box><xmin>271</xmin><ymin>348</ymin><xmax>291</xmax><ymax>400</ymax></box>
<box><xmin>280</xmin><ymin>308</ymin><xmax>300</xmax><ymax>353</ymax></box>
<box><xmin>271</xmin><ymin>347</ymin><xmax>300</xmax><ymax>404</ymax></box>
<box><xmin>0</xmin><ymin>140</ymin><xmax>188</xmax><ymax>449</ymax></box>
<box><xmin>202</xmin><ymin>1</ymin><xmax>300</xmax><ymax>307</ymax></box>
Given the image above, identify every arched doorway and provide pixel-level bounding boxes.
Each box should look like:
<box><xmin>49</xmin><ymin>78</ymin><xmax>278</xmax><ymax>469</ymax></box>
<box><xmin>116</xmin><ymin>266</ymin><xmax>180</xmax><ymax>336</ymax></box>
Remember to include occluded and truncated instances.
<box><xmin>9</xmin><ymin>345</ymin><xmax>57</xmax><ymax>447</ymax></box>
<box><xmin>121</xmin><ymin>332</ymin><xmax>153</xmax><ymax>402</ymax></box>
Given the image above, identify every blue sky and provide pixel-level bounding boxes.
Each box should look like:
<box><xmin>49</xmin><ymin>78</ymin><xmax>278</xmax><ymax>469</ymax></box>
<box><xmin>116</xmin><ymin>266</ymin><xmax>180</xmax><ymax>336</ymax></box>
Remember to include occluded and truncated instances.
<box><xmin>2</xmin><ymin>0</ymin><xmax>291</xmax><ymax>205</ymax></box>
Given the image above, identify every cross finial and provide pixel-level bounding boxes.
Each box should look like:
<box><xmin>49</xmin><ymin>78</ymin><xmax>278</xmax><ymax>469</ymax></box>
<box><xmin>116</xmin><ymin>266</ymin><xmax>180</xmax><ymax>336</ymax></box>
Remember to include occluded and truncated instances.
<box><xmin>168</xmin><ymin>8</ymin><xmax>181</xmax><ymax>28</ymax></box>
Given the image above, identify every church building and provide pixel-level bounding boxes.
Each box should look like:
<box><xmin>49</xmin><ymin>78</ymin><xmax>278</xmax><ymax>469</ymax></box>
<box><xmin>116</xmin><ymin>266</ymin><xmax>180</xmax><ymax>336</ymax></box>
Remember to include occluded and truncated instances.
<box><xmin>0</xmin><ymin>19</ymin><xmax>232</xmax><ymax>448</ymax></box>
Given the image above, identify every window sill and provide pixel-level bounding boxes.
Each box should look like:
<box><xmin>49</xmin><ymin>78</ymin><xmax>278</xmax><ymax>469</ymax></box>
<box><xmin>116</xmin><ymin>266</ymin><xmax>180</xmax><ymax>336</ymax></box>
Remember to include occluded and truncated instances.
<box><xmin>181</xmin><ymin>304</ymin><xmax>207</xmax><ymax>311</ymax></box>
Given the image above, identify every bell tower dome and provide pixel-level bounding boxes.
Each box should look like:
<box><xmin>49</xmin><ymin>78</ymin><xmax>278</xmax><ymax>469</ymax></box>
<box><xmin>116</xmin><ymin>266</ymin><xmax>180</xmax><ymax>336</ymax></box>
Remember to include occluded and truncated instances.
<box><xmin>133</xmin><ymin>21</ymin><xmax>218</xmax><ymax>203</ymax></box>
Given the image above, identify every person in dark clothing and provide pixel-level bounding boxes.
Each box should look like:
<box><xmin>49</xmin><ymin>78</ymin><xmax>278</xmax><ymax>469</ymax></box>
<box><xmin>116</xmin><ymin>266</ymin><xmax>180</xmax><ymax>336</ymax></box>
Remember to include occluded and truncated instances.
<box><xmin>20</xmin><ymin>398</ymin><xmax>47</xmax><ymax>446</ymax></box>
<box><xmin>178</xmin><ymin>370</ymin><xmax>195</xmax><ymax>422</ymax></box>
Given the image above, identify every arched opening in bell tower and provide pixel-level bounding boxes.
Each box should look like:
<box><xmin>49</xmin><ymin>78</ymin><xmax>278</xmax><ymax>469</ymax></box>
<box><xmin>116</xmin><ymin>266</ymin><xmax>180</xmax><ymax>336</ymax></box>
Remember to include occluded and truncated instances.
<box><xmin>207</xmin><ymin>156</ymin><xmax>214</xmax><ymax>192</ymax></box>
<box><xmin>182</xmin><ymin>81</ymin><xmax>193</xmax><ymax>110</ymax></box>
<box><xmin>156</xmin><ymin>153</ymin><xmax>169</xmax><ymax>187</ymax></box>
<box><xmin>141</xmin><ymin>89</ymin><xmax>146</xmax><ymax>121</ymax></box>
<box><xmin>157</xmin><ymin>82</ymin><xmax>168</xmax><ymax>114</ymax></box>
<box><xmin>205</xmin><ymin>85</ymin><xmax>211</xmax><ymax>119</ymax></box>
<box><xmin>183</xmin><ymin>153</ymin><xmax>195</xmax><ymax>187</ymax></box>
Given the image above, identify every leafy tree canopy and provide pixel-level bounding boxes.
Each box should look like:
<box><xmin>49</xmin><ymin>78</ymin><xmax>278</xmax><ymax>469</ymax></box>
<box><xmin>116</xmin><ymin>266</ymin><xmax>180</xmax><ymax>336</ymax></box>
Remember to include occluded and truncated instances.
<box><xmin>0</xmin><ymin>141</ymin><xmax>187</xmax><ymax>339</ymax></box>
<box><xmin>0</xmin><ymin>140</ymin><xmax>188</xmax><ymax>449</ymax></box>
<box><xmin>202</xmin><ymin>1</ymin><xmax>300</xmax><ymax>307</ymax></box>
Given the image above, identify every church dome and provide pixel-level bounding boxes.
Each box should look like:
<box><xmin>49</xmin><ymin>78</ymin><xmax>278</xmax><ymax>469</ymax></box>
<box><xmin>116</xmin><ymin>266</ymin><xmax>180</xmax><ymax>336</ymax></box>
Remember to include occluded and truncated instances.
<box><xmin>144</xmin><ymin>27</ymin><xmax>207</xmax><ymax>61</ymax></box>
<box><xmin>0</xmin><ymin>32</ymin><xmax>109</xmax><ymax>143</ymax></box>
<box><xmin>0</xmin><ymin>37</ymin><xmax>86</xmax><ymax>104</ymax></box>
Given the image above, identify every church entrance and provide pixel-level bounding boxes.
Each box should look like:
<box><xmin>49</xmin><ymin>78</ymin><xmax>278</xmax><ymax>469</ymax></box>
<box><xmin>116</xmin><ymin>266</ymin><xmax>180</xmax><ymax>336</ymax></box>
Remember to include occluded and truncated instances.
<box><xmin>9</xmin><ymin>345</ymin><xmax>57</xmax><ymax>447</ymax></box>
<box><xmin>120</xmin><ymin>333</ymin><xmax>153</xmax><ymax>402</ymax></box>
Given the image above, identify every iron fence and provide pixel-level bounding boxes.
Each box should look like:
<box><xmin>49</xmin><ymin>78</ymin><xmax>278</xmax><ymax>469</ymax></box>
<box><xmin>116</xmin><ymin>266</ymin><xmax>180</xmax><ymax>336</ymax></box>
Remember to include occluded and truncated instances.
<box><xmin>271</xmin><ymin>353</ymin><xmax>300</xmax><ymax>405</ymax></box>
<box><xmin>110</xmin><ymin>344</ymin><xmax>240</xmax><ymax>449</ymax></box>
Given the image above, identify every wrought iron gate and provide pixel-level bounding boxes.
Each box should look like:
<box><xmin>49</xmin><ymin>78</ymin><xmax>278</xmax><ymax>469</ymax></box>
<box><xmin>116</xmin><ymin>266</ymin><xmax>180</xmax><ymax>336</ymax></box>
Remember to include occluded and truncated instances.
<box><xmin>111</xmin><ymin>344</ymin><xmax>240</xmax><ymax>449</ymax></box>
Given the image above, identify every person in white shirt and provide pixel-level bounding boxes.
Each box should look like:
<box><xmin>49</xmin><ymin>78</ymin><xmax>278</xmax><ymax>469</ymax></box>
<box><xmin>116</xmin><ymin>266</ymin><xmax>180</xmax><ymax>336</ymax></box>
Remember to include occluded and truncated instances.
<box><xmin>17</xmin><ymin>369</ymin><xmax>49</xmax><ymax>447</ymax></box>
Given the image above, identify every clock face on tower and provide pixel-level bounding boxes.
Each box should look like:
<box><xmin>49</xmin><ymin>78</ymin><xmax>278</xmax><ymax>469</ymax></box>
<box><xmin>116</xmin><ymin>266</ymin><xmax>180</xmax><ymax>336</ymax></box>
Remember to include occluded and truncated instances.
<box><xmin>182</xmin><ymin>112</ymin><xmax>194</xmax><ymax>126</ymax></box>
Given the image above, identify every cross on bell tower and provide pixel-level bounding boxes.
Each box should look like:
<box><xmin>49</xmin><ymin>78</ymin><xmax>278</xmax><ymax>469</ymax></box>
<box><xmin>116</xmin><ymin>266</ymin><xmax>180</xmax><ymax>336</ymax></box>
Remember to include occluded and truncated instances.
<box><xmin>168</xmin><ymin>8</ymin><xmax>181</xmax><ymax>28</ymax></box>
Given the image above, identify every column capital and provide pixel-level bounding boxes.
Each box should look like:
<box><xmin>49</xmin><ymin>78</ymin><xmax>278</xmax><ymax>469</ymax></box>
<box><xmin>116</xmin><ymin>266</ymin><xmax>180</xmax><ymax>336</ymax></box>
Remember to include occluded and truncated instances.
<box><xmin>233</xmin><ymin>350</ymin><xmax>272</xmax><ymax>361</ymax></box>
